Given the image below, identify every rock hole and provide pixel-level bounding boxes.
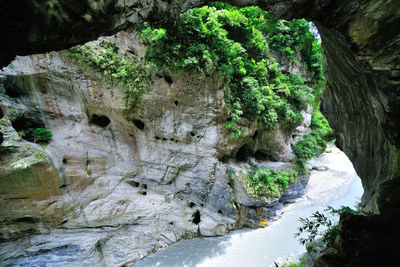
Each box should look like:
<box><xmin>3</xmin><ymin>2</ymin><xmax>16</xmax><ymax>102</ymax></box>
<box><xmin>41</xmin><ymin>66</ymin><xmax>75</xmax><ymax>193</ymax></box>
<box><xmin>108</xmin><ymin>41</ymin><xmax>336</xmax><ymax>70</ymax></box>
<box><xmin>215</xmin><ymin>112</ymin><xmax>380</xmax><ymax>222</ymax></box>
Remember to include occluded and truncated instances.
<box><xmin>90</xmin><ymin>114</ymin><xmax>110</xmax><ymax>127</ymax></box>
<box><xmin>155</xmin><ymin>136</ymin><xmax>160</xmax><ymax>140</ymax></box>
<box><xmin>218</xmin><ymin>209</ymin><xmax>223</xmax><ymax>215</ymax></box>
<box><xmin>0</xmin><ymin>132</ymin><xmax>3</xmax><ymax>145</ymax></box>
<box><xmin>236</xmin><ymin>144</ymin><xmax>252</xmax><ymax>162</ymax></box>
<box><xmin>169</xmin><ymin>222</ymin><xmax>174</xmax><ymax>225</ymax></box>
<box><xmin>141</xmin><ymin>191</ymin><xmax>147</xmax><ymax>196</ymax></box>
<box><xmin>59</xmin><ymin>184</ymin><xmax>68</xmax><ymax>189</ymax></box>
<box><xmin>4</xmin><ymin>86</ymin><xmax>21</xmax><ymax>98</ymax></box>
<box><xmin>13</xmin><ymin>216</ymin><xmax>40</xmax><ymax>223</ymax></box>
<box><xmin>62</xmin><ymin>157</ymin><xmax>68</xmax><ymax>164</ymax></box>
<box><xmin>174</xmin><ymin>100</ymin><xmax>179</xmax><ymax>106</ymax></box>
<box><xmin>192</xmin><ymin>210</ymin><xmax>201</xmax><ymax>225</ymax></box>
<box><xmin>252</xmin><ymin>130</ymin><xmax>259</xmax><ymax>139</ymax></box>
<box><xmin>255</xmin><ymin>150</ymin><xmax>270</xmax><ymax>161</ymax></box>
<box><xmin>164</xmin><ymin>75</ymin><xmax>173</xmax><ymax>84</ymax></box>
<box><xmin>190</xmin><ymin>132</ymin><xmax>195</xmax><ymax>137</ymax></box>
<box><xmin>132</xmin><ymin>119</ymin><xmax>145</xmax><ymax>130</ymax></box>
<box><xmin>127</xmin><ymin>181</ymin><xmax>139</xmax><ymax>187</ymax></box>
<box><xmin>61</xmin><ymin>220</ymin><xmax>68</xmax><ymax>224</ymax></box>
<box><xmin>11</xmin><ymin>114</ymin><xmax>46</xmax><ymax>142</ymax></box>
<box><xmin>189</xmin><ymin>202</ymin><xmax>195</xmax><ymax>208</ymax></box>
<box><xmin>220</xmin><ymin>155</ymin><xmax>230</xmax><ymax>163</ymax></box>
<box><xmin>3</xmin><ymin>77</ymin><xmax>25</xmax><ymax>98</ymax></box>
<box><xmin>0</xmin><ymin>107</ymin><xmax>3</xmax><ymax>119</ymax></box>
<box><xmin>200</xmin><ymin>203</ymin><xmax>204</xmax><ymax>207</ymax></box>
<box><xmin>141</xmin><ymin>184</ymin><xmax>147</xmax><ymax>189</ymax></box>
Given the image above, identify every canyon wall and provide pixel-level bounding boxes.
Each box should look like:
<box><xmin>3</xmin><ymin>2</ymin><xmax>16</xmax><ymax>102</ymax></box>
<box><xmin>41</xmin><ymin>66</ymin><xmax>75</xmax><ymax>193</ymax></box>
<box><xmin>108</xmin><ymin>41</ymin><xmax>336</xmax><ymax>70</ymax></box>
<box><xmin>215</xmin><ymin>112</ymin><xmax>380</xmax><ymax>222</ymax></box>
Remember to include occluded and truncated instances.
<box><xmin>0</xmin><ymin>32</ymin><xmax>311</xmax><ymax>265</ymax></box>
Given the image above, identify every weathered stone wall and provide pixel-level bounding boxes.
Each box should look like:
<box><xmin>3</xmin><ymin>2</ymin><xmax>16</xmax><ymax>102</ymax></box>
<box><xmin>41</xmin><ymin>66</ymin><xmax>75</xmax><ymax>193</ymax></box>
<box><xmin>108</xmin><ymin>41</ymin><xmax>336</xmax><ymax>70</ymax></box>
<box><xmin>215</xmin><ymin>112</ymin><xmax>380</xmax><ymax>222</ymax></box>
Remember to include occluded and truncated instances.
<box><xmin>0</xmin><ymin>32</ymin><xmax>312</xmax><ymax>265</ymax></box>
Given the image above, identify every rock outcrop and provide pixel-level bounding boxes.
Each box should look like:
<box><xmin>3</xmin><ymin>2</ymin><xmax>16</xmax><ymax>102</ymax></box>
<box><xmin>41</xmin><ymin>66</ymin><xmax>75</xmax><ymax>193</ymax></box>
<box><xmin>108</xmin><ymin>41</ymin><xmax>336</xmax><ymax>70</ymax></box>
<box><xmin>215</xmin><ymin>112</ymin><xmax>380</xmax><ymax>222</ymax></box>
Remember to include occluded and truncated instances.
<box><xmin>0</xmin><ymin>32</ymin><xmax>312</xmax><ymax>265</ymax></box>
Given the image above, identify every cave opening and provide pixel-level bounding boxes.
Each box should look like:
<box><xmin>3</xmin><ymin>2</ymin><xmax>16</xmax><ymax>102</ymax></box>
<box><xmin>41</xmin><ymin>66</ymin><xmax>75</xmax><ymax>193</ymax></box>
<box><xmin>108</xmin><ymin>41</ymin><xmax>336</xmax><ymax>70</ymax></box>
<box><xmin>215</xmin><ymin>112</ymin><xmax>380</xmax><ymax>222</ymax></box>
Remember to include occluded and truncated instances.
<box><xmin>127</xmin><ymin>180</ymin><xmax>140</xmax><ymax>187</ymax></box>
<box><xmin>90</xmin><ymin>114</ymin><xmax>110</xmax><ymax>127</ymax></box>
<box><xmin>255</xmin><ymin>150</ymin><xmax>271</xmax><ymax>161</ymax></box>
<box><xmin>11</xmin><ymin>114</ymin><xmax>46</xmax><ymax>142</ymax></box>
<box><xmin>3</xmin><ymin>77</ymin><xmax>26</xmax><ymax>98</ymax></box>
<box><xmin>236</xmin><ymin>144</ymin><xmax>252</xmax><ymax>162</ymax></box>
<box><xmin>164</xmin><ymin>75</ymin><xmax>173</xmax><ymax>84</ymax></box>
<box><xmin>0</xmin><ymin>132</ymin><xmax>3</xmax><ymax>145</ymax></box>
<box><xmin>132</xmin><ymin>119</ymin><xmax>145</xmax><ymax>130</ymax></box>
<box><xmin>192</xmin><ymin>210</ymin><xmax>201</xmax><ymax>225</ymax></box>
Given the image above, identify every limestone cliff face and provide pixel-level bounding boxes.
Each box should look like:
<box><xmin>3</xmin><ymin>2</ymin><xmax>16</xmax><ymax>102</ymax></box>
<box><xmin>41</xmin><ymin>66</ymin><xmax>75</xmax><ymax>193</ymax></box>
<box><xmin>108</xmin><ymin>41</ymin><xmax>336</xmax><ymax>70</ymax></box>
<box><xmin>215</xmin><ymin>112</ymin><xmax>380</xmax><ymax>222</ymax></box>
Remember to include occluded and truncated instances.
<box><xmin>1</xmin><ymin>0</ymin><xmax>399</xmax><ymax>210</ymax></box>
<box><xmin>0</xmin><ymin>32</ymin><xmax>312</xmax><ymax>266</ymax></box>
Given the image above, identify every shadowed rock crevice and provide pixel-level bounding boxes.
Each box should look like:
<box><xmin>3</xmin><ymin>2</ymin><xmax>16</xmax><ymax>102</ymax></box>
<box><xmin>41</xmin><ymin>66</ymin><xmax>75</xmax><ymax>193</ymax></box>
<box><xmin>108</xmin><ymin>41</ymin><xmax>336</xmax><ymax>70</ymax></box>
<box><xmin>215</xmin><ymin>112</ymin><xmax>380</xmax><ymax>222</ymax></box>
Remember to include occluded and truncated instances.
<box><xmin>90</xmin><ymin>114</ymin><xmax>110</xmax><ymax>127</ymax></box>
<box><xmin>3</xmin><ymin>76</ymin><xmax>26</xmax><ymax>98</ymax></box>
<box><xmin>236</xmin><ymin>144</ymin><xmax>253</xmax><ymax>162</ymax></box>
<box><xmin>11</xmin><ymin>114</ymin><xmax>46</xmax><ymax>142</ymax></box>
<box><xmin>132</xmin><ymin>119</ymin><xmax>145</xmax><ymax>130</ymax></box>
<box><xmin>192</xmin><ymin>210</ymin><xmax>201</xmax><ymax>225</ymax></box>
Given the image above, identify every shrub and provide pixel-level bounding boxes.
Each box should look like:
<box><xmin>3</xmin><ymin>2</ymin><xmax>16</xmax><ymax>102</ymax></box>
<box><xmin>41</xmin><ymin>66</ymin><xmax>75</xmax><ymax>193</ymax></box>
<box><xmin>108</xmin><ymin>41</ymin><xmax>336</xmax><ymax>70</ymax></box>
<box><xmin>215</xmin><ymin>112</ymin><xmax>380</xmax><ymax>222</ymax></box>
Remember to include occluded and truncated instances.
<box><xmin>32</xmin><ymin>128</ymin><xmax>52</xmax><ymax>143</ymax></box>
<box><xmin>246</xmin><ymin>166</ymin><xmax>298</xmax><ymax>197</ymax></box>
<box><xmin>69</xmin><ymin>41</ymin><xmax>151</xmax><ymax>111</ymax></box>
<box><xmin>292</xmin><ymin>109</ymin><xmax>334</xmax><ymax>172</ymax></box>
<box><xmin>295</xmin><ymin>206</ymin><xmax>360</xmax><ymax>247</ymax></box>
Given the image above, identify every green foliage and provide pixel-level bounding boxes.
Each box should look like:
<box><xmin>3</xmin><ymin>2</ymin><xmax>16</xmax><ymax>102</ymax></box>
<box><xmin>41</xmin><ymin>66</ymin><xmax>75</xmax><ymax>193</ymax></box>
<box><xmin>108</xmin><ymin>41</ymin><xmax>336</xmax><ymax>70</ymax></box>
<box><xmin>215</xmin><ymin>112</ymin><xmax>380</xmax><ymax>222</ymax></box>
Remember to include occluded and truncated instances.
<box><xmin>246</xmin><ymin>166</ymin><xmax>298</xmax><ymax>197</ymax></box>
<box><xmin>292</xmin><ymin>109</ymin><xmax>334</xmax><ymax>172</ymax></box>
<box><xmin>138</xmin><ymin>3</ymin><xmax>323</xmax><ymax>134</ymax></box>
<box><xmin>32</xmin><ymin>128</ymin><xmax>52</xmax><ymax>142</ymax></box>
<box><xmin>18</xmin><ymin>127</ymin><xmax>52</xmax><ymax>143</ymax></box>
<box><xmin>141</xmin><ymin>26</ymin><xmax>167</xmax><ymax>41</ymax></box>
<box><xmin>69</xmin><ymin>41</ymin><xmax>151</xmax><ymax>111</ymax></box>
<box><xmin>267</xmin><ymin>20</ymin><xmax>323</xmax><ymax>79</ymax></box>
<box><xmin>295</xmin><ymin>206</ymin><xmax>361</xmax><ymax>248</ymax></box>
<box><xmin>226</xmin><ymin>167</ymin><xmax>236</xmax><ymax>179</ymax></box>
<box><xmin>0</xmin><ymin>118</ymin><xmax>8</xmax><ymax>126</ymax></box>
<box><xmin>279</xmin><ymin>259</ymin><xmax>306</xmax><ymax>267</ymax></box>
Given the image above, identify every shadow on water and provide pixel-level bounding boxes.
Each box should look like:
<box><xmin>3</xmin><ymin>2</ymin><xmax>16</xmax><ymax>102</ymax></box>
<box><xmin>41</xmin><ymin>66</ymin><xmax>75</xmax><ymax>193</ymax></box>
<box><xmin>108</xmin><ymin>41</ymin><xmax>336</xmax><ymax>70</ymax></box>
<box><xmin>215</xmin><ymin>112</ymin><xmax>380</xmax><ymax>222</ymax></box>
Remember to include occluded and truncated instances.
<box><xmin>133</xmin><ymin>231</ymin><xmax>245</xmax><ymax>267</ymax></box>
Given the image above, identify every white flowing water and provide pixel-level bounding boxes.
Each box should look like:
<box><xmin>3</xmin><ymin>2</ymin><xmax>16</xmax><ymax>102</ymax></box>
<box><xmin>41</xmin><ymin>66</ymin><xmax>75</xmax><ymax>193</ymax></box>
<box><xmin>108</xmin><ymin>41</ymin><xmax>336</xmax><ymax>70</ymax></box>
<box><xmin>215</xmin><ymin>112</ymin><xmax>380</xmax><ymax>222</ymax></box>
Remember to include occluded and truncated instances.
<box><xmin>134</xmin><ymin>146</ymin><xmax>364</xmax><ymax>267</ymax></box>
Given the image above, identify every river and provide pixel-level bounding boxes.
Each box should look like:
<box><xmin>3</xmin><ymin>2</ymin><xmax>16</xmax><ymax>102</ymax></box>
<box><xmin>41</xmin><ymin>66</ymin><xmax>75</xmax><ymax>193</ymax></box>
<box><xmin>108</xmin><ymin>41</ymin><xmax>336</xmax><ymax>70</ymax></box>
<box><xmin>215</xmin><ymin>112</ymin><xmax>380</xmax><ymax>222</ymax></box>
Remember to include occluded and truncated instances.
<box><xmin>134</xmin><ymin>146</ymin><xmax>364</xmax><ymax>267</ymax></box>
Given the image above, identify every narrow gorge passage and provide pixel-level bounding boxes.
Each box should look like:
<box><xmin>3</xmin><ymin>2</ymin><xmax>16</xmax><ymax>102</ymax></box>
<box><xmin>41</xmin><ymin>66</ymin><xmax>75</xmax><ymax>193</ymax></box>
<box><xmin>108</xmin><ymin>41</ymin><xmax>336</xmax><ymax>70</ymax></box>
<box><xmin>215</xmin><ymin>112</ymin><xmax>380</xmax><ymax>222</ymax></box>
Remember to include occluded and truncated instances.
<box><xmin>1</xmin><ymin>0</ymin><xmax>399</xmax><ymax>266</ymax></box>
<box><xmin>134</xmin><ymin>146</ymin><xmax>363</xmax><ymax>266</ymax></box>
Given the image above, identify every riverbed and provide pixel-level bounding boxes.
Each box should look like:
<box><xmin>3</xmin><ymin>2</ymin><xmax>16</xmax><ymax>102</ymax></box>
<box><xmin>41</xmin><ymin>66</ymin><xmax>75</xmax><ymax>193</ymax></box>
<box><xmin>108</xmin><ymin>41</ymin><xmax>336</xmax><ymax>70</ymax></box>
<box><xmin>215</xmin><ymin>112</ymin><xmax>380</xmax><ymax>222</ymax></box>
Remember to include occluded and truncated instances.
<box><xmin>134</xmin><ymin>146</ymin><xmax>364</xmax><ymax>267</ymax></box>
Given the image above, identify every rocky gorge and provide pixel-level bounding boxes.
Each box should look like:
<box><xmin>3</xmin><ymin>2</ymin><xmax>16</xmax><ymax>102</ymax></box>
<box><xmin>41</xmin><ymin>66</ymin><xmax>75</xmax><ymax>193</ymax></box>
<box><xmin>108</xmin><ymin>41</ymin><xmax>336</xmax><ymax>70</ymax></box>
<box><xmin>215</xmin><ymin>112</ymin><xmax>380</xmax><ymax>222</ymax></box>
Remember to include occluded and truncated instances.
<box><xmin>1</xmin><ymin>0</ymin><xmax>400</xmax><ymax>266</ymax></box>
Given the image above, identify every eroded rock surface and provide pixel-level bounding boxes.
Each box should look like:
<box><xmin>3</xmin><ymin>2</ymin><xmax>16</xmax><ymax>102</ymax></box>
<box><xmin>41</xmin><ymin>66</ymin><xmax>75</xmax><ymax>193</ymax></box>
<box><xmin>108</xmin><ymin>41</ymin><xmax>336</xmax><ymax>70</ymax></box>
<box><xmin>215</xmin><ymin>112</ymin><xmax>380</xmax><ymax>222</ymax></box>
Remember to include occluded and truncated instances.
<box><xmin>0</xmin><ymin>32</ymin><xmax>312</xmax><ymax>266</ymax></box>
